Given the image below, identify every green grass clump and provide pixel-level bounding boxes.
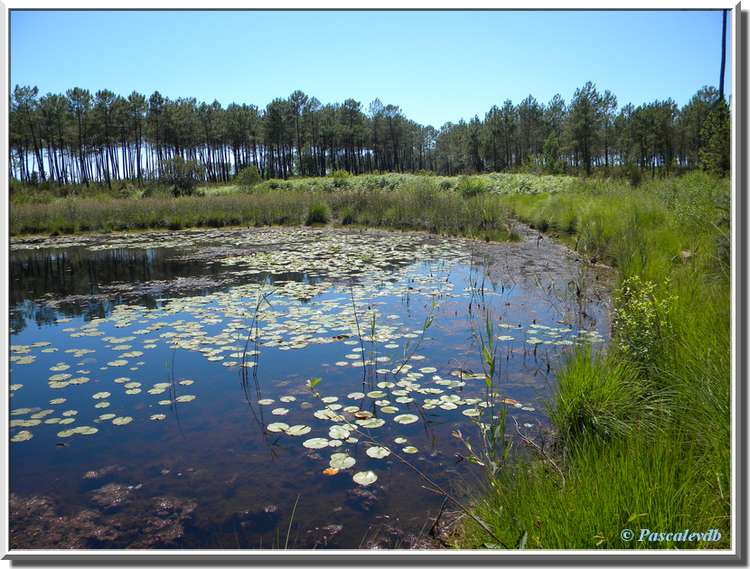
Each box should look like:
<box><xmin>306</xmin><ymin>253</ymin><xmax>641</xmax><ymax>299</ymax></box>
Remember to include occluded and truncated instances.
<box><xmin>337</xmin><ymin>206</ymin><xmax>357</xmax><ymax>226</ymax></box>
<box><xmin>456</xmin><ymin>175</ymin><xmax>489</xmax><ymax>198</ymax></box>
<box><xmin>463</xmin><ymin>432</ymin><xmax>728</xmax><ymax>549</ymax></box>
<box><xmin>458</xmin><ymin>170</ymin><xmax>731</xmax><ymax>550</ymax></box>
<box><xmin>549</xmin><ymin>352</ymin><xmax>662</xmax><ymax>446</ymax></box>
<box><xmin>305</xmin><ymin>201</ymin><xmax>331</xmax><ymax>225</ymax></box>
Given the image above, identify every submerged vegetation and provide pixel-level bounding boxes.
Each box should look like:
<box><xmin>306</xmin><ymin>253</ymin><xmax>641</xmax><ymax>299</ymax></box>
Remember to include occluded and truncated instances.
<box><xmin>11</xmin><ymin>224</ymin><xmax>602</xmax><ymax>548</ymax></box>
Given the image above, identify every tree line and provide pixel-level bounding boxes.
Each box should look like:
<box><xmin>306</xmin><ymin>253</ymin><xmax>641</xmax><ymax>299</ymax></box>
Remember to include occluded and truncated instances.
<box><xmin>9</xmin><ymin>81</ymin><xmax>730</xmax><ymax>187</ymax></box>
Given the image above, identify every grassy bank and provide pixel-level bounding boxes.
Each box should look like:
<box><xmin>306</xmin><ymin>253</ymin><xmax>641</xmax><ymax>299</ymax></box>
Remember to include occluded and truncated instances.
<box><xmin>9</xmin><ymin>185</ymin><xmax>517</xmax><ymax>241</ymax></box>
<box><xmin>11</xmin><ymin>172</ymin><xmax>570</xmax><ymax>240</ymax></box>
<box><xmin>459</xmin><ymin>171</ymin><xmax>731</xmax><ymax>549</ymax></box>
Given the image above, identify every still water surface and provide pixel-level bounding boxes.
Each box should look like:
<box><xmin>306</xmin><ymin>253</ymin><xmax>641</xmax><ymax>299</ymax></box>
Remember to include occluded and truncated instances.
<box><xmin>9</xmin><ymin>227</ymin><xmax>610</xmax><ymax>549</ymax></box>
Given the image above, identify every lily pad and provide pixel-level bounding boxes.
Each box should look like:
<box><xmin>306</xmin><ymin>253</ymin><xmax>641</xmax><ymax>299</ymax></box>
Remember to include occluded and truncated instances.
<box><xmin>11</xmin><ymin>430</ymin><xmax>33</xmax><ymax>443</ymax></box>
<box><xmin>329</xmin><ymin>425</ymin><xmax>350</xmax><ymax>439</ymax></box>
<box><xmin>329</xmin><ymin>453</ymin><xmax>356</xmax><ymax>470</ymax></box>
<box><xmin>365</xmin><ymin>446</ymin><xmax>391</xmax><ymax>459</ymax></box>
<box><xmin>267</xmin><ymin>422</ymin><xmax>290</xmax><ymax>433</ymax></box>
<box><xmin>356</xmin><ymin>418</ymin><xmax>385</xmax><ymax>429</ymax></box>
<box><xmin>302</xmin><ymin>438</ymin><xmax>329</xmax><ymax>449</ymax></box>
<box><xmin>112</xmin><ymin>416</ymin><xmax>133</xmax><ymax>426</ymax></box>
<box><xmin>393</xmin><ymin>414</ymin><xmax>419</xmax><ymax>425</ymax></box>
<box><xmin>287</xmin><ymin>425</ymin><xmax>312</xmax><ymax>436</ymax></box>
<box><xmin>352</xmin><ymin>471</ymin><xmax>378</xmax><ymax>486</ymax></box>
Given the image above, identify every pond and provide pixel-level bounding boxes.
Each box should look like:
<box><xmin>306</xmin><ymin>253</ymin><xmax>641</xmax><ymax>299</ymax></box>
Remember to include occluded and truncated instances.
<box><xmin>9</xmin><ymin>226</ymin><xmax>611</xmax><ymax>549</ymax></box>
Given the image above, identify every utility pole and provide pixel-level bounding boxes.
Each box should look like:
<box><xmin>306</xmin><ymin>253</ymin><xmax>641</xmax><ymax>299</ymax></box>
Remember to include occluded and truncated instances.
<box><xmin>719</xmin><ymin>9</ymin><xmax>727</xmax><ymax>101</ymax></box>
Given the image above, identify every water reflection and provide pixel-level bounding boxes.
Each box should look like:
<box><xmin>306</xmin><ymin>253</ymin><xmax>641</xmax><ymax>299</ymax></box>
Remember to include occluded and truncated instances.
<box><xmin>9</xmin><ymin>227</ymin><xmax>611</xmax><ymax>549</ymax></box>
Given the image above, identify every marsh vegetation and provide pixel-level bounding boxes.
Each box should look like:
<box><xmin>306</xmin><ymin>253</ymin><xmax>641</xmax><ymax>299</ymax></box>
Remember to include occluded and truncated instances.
<box><xmin>8</xmin><ymin>167</ymin><xmax>730</xmax><ymax>549</ymax></box>
<box><xmin>8</xmin><ymin>71</ymin><xmax>732</xmax><ymax>551</ymax></box>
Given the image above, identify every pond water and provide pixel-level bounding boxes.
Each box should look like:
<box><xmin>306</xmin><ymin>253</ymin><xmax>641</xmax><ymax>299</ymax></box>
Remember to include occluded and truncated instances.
<box><xmin>9</xmin><ymin>226</ymin><xmax>611</xmax><ymax>550</ymax></box>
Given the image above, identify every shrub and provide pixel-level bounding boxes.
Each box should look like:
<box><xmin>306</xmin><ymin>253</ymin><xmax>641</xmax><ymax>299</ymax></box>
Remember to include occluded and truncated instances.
<box><xmin>161</xmin><ymin>157</ymin><xmax>205</xmax><ymax>197</ymax></box>
<box><xmin>623</xmin><ymin>163</ymin><xmax>642</xmax><ymax>187</ymax></box>
<box><xmin>235</xmin><ymin>165</ymin><xmax>262</xmax><ymax>190</ymax></box>
<box><xmin>613</xmin><ymin>276</ymin><xmax>676</xmax><ymax>370</ymax></box>
<box><xmin>456</xmin><ymin>176</ymin><xmax>488</xmax><ymax>198</ymax></box>
<box><xmin>305</xmin><ymin>202</ymin><xmax>330</xmax><ymax>225</ymax></box>
<box><xmin>266</xmin><ymin>178</ymin><xmax>286</xmax><ymax>190</ymax></box>
<box><xmin>330</xmin><ymin>169</ymin><xmax>351</xmax><ymax>188</ymax></box>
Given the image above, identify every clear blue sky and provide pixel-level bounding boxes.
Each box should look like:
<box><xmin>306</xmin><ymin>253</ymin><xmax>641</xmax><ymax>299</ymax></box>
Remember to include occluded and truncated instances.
<box><xmin>10</xmin><ymin>10</ymin><xmax>731</xmax><ymax>127</ymax></box>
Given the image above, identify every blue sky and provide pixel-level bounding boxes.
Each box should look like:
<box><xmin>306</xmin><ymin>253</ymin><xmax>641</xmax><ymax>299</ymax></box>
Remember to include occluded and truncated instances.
<box><xmin>11</xmin><ymin>10</ymin><xmax>731</xmax><ymax>127</ymax></box>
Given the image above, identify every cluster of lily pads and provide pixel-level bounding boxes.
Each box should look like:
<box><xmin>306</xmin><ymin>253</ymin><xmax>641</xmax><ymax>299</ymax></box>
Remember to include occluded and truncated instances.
<box><xmin>10</xmin><ymin>228</ymin><xmax>607</xmax><ymax>491</ymax></box>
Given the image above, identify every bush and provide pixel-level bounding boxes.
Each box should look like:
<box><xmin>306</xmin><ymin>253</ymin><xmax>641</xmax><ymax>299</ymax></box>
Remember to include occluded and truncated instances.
<box><xmin>613</xmin><ymin>276</ymin><xmax>676</xmax><ymax>370</ymax></box>
<box><xmin>456</xmin><ymin>176</ymin><xmax>488</xmax><ymax>198</ymax></box>
<box><xmin>330</xmin><ymin>169</ymin><xmax>351</xmax><ymax>188</ymax></box>
<box><xmin>266</xmin><ymin>178</ymin><xmax>287</xmax><ymax>190</ymax></box>
<box><xmin>305</xmin><ymin>202</ymin><xmax>330</xmax><ymax>225</ymax></box>
<box><xmin>161</xmin><ymin>157</ymin><xmax>205</xmax><ymax>197</ymax></box>
<box><xmin>235</xmin><ymin>165</ymin><xmax>262</xmax><ymax>190</ymax></box>
<box><xmin>622</xmin><ymin>163</ymin><xmax>642</xmax><ymax>187</ymax></box>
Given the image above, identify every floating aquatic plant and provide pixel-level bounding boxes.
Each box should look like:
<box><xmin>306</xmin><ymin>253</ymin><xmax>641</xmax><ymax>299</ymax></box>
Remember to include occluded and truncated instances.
<box><xmin>112</xmin><ymin>416</ymin><xmax>133</xmax><ymax>426</ymax></box>
<box><xmin>393</xmin><ymin>414</ymin><xmax>418</xmax><ymax>425</ymax></box>
<box><xmin>11</xmin><ymin>430</ymin><xmax>33</xmax><ymax>442</ymax></box>
<box><xmin>286</xmin><ymin>425</ymin><xmax>312</xmax><ymax>436</ymax></box>
<box><xmin>329</xmin><ymin>453</ymin><xmax>356</xmax><ymax>470</ymax></box>
<box><xmin>366</xmin><ymin>446</ymin><xmax>391</xmax><ymax>459</ymax></box>
<box><xmin>352</xmin><ymin>471</ymin><xmax>378</xmax><ymax>486</ymax></box>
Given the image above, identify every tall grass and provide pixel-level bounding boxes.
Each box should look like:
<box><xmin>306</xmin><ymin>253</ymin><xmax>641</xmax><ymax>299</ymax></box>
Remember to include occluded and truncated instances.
<box><xmin>466</xmin><ymin>433</ymin><xmax>726</xmax><ymax>549</ymax></box>
<box><xmin>459</xmin><ymin>171</ymin><xmax>731</xmax><ymax>549</ymax></box>
<box><xmin>10</xmin><ymin>191</ymin><xmax>309</xmax><ymax>234</ymax></box>
<box><xmin>10</xmin><ymin>177</ymin><xmax>519</xmax><ymax>242</ymax></box>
